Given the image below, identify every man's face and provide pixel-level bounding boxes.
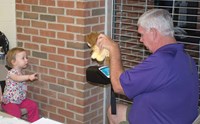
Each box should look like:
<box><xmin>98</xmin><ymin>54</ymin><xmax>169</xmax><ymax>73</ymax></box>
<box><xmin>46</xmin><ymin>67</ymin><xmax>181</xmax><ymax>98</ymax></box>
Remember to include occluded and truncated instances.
<box><xmin>138</xmin><ymin>26</ymin><xmax>155</xmax><ymax>53</ymax></box>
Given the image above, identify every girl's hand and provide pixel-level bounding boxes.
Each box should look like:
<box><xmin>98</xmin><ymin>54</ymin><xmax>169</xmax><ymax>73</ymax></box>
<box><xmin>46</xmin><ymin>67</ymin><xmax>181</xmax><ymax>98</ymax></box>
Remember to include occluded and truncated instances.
<box><xmin>28</xmin><ymin>73</ymin><xmax>38</xmax><ymax>81</ymax></box>
<box><xmin>0</xmin><ymin>96</ymin><xmax>2</xmax><ymax>104</ymax></box>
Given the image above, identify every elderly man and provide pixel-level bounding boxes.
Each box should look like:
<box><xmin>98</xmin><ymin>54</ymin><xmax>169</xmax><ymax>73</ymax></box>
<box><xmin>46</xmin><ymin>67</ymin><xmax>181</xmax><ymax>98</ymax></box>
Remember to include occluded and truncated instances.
<box><xmin>97</xmin><ymin>9</ymin><xmax>199</xmax><ymax>124</ymax></box>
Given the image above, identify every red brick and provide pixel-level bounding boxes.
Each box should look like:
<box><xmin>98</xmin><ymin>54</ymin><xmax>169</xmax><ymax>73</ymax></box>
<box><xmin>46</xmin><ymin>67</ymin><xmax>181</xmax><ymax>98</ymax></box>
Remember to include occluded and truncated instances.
<box><xmin>91</xmin><ymin>87</ymin><xmax>103</xmax><ymax>95</ymax></box>
<box><xmin>57</xmin><ymin>1</ymin><xmax>74</xmax><ymax>8</ymax></box>
<box><xmin>57</xmin><ymin>32</ymin><xmax>74</xmax><ymax>40</ymax></box>
<box><xmin>58</xmin><ymin>109</ymin><xmax>74</xmax><ymax>118</ymax></box>
<box><xmin>16</xmin><ymin>0</ymin><xmax>22</xmax><ymax>3</ymax></box>
<box><xmin>76</xmin><ymin>66</ymin><xmax>86</xmax><ymax>75</ymax></box>
<box><xmin>57</xmin><ymin>78</ymin><xmax>74</xmax><ymax>88</ymax></box>
<box><xmin>40</xmin><ymin>74</ymin><xmax>56</xmax><ymax>84</ymax></box>
<box><xmin>57</xmin><ymin>16</ymin><xmax>74</xmax><ymax>24</ymax></box>
<box><xmin>41</xmin><ymin>45</ymin><xmax>56</xmax><ymax>53</ymax></box>
<box><xmin>32</xmin><ymin>36</ymin><xmax>47</xmax><ymax>44</ymax></box>
<box><xmin>92</xmin><ymin>24</ymin><xmax>105</xmax><ymax>31</ymax></box>
<box><xmin>76</xmin><ymin>99</ymin><xmax>85</xmax><ymax>106</ymax></box>
<box><xmin>28</xmin><ymin>57</ymin><xmax>39</xmax><ymax>65</ymax></box>
<box><xmin>67</xmin><ymin>73</ymin><xmax>85</xmax><ymax>82</ymax></box>
<box><xmin>49</xmin><ymin>113</ymin><xmax>65</xmax><ymax>123</ymax></box>
<box><xmin>82</xmin><ymin>111</ymin><xmax>98</xmax><ymax>122</ymax></box>
<box><xmin>91</xmin><ymin>116</ymin><xmax>104</xmax><ymax>124</ymax></box>
<box><xmin>25</xmin><ymin>43</ymin><xmax>39</xmax><ymax>50</ymax></box>
<box><xmin>48</xmin><ymin>7</ymin><xmax>64</xmax><ymax>15</ymax></box>
<box><xmin>40</xmin><ymin>30</ymin><xmax>56</xmax><ymax>37</ymax></box>
<box><xmin>67</xmin><ymin>58</ymin><xmax>86</xmax><ymax>66</ymax></box>
<box><xmin>32</xmin><ymin>65</ymin><xmax>48</xmax><ymax>74</ymax></box>
<box><xmin>26</xmin><ymin>92</ymin><xmax>32</xmax><ymax>98</ymax></box>
<box><xmin>49</xmin><ymin>98</ymin><xmax>65</xmax><ymax>108</ymax></box>
<box><xmin>67</xmin><ymin>118</ymin><xmax>83</xmax><ymax>124</ymax></box>
<box><xmin>32</xmin><ymin>6</ymin><xmax>47</xmax><ymax>13</ymax></box>
<box><xmin>76</xmin><ymin>93</ymin><xmax>93</xmax><ymax>105</ymax></box>
<box><xmin>67</xmin><ymin>42</ymin><xmax>86</xmax><ymax>50</ymax></box>
<box><xmin>67</xmin><ymin>9</ymin><xmax>90</xmax><ymax>17</ymax></box>
<box><xmin>41</xmin><ymin>89</ymin><xmax>57</xmax><ymax>98</ymax></box>
<box><xmin>91</xmin><ymin>100</ymin><xmax>104</xmax><ymax>110</ymax></box>
<box><xmin>40</xmin><ymin>0</ymin><xmax>55</xmax><ymax>6</ymax></box>
<box><xmin>40</xmin><ymin>110</ymin><xmax>48</xmax><ymax>117</ymax></box>
<box><xmin>58</xmin><ymin>93</ymin><xmax>75</xmax><ymax>103</ymax></box>
<box><xmin>24</xmin><ymin>12</ymin><xmax>39</xmax><ymax>19</ymax></box>
<box><xmin>100</xmin><ymin>16</ymin><xmax>105</xmax><ymax>23</ymax></box>
<box><xmin>49</xmin><ymin>54</ymin><xmax>65</xmax><ymax>63</ymax></box>
<box><xmin>32</xmin><ymin>20</ymin><xmax>47</xmax><ymax>28</ymax></box>
<box><xmin>66</xmin><ymin>25</ymin><xmax>90</xmax><ymax>34</ymax></box>
<box><xmin>76</xmin><ymin>51</ymin><xmax>89</xmax><ymax>58</ymax></box>
<box><xmin>28</xmin><ymin>85</ymin><xmax>40</xmax><ymax>93</ymax></box>
<box><xmin>77</xmin><ymin>34</ymin><xmax>85</xmax><ymax>41</ymax></box>
<box><xmin>24</xmin><ymin>0</ymin><xmax>38</xmax><ymax>4</ymax></box>
<box><xmin>17</xmin><ymin>34</ymin><xmax>31</xmax><ymax>41</ymax></box>
<box><xmin>58</xmin><ymin>48</ymin><xmax>74</xmax><ymax>56</ymax></box>
<box><xmin>41</xmin><ymin>60</ymin><xmax>56</xmax><ymax>68</ymax></box>
<box><xmin>49</xmin><ymin>69</ymin><xmax>65</xmax><ymax>78</ymax></box>
<box><xmin>77</xmin><ymin>1</ymin><xmax>99</xmax><ymax>9</ymax></box>
<box><xmin>57</xmin><ymin>63</ymin><xmax>74</xmax><ymax>72</ymax></box>
<box><xmin>33</xmin><ymin>94</ymin><xmax>48</xmax><ymax>103</ymax></box>
<box><xmin>100</xmin><ymin>0</ymin><xmax>105</xmax><ymax>7</ymax></box>
<box><xmin>16</xmin><ymin>4</ymin><xmax>30</xmax><ymax>11</ymax></box>
<box><xmin>75</xmin><ymin>83</ymin><xmax>87</xmax><ymax>90</ymax></box>
<box><xmin>17</xmin><ymin>27</ymin><xmax>23</xmax><ymax>33</ymax></box>
<box><xmin>67</xmin><ymin>88</ymin><xmax>84</xmax><ymax>98</ymax></box>
<box><xmin>41</xmin><ymin>103</ymin><xmax>56</xmax><ymax>113</ymax></box>
<box><xmin>33</xmin><ymin>80</ymin><xmax>49</xmax><ymax>88</ymax></box>
<box><xmin>49</xmin><ymin>39</ymin><xmax>65</xmax><ymax>47</ymax></box>
<box><xmin>16</xmin><ymin>19</ymin><xmax>30</xmax><ymax>26</ymax></box>
<box><xmin>24</xmin><ymin>28</ymin><xmax>39</xmax><ymax>35</ymax></box>
<box><xmin>48</xmin><ymin>23</ymin><xmax>64</xmax><ymax>31</ymax></box>
<box><xmin>67</xmin><ymin>103</ymin><xmax>85</xmax><ymax>113</ymax></box>
<box><xmin>77</xmin><ymin>17</ymin><xmax>99</xmax><ymax>25</ymax></box>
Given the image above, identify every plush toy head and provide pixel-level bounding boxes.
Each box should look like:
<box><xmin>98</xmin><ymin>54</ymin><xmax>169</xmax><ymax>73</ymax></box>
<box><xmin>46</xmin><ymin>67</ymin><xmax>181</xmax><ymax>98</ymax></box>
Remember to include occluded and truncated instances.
<box><xmin>86</xmin><ymin>32</ymin><xmax>109</xmax><ymax>62</ymax></box>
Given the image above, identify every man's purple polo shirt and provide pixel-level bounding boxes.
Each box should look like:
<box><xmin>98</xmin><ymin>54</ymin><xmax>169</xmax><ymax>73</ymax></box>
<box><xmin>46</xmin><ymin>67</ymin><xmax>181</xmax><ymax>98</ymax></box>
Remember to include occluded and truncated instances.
<box><xmin>120</xmin><ymin>43</ymin><xmax>199</xmax><ymax>124</ymax></box>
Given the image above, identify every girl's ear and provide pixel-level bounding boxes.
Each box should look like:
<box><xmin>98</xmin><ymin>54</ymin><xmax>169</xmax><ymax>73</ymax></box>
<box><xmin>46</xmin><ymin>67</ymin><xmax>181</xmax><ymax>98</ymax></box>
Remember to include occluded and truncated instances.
<box><xmin>11</xmin><ymin>59</ymin><xmax>16</xmax><ymax>67</ymax></box>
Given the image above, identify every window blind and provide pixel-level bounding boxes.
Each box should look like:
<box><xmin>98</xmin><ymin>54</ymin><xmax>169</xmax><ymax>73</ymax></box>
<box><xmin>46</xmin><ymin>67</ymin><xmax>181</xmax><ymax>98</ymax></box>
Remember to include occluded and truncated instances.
<box><xmin>112</xmin><ymin>0</ymin><xmax>200</xmax><ymax>104</ymax></box>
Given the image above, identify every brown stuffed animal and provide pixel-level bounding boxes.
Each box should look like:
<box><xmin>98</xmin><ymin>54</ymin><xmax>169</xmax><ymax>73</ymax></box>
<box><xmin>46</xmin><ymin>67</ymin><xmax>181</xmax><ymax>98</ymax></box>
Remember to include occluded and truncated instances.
<box><xmin>86</xmin><ymin>32</ymin><xmax>109</xmax><ymax>62</ymax></box>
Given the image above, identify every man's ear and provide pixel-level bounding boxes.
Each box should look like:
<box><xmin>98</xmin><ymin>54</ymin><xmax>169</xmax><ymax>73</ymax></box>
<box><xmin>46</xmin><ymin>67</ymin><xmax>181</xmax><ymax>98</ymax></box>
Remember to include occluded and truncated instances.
<box><xmin>150</xmin><ymin>28</ymin><xmax>158</xmax><ymax>41</ymax></box>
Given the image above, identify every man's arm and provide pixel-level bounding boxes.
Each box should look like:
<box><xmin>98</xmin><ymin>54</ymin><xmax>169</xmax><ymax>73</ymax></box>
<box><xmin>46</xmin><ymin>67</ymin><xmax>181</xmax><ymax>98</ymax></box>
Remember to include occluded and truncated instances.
<box><xmin>109</xmin><ymin>42</ymin><xmax>125</xmax><ymax>94</ymax></box>
<box><xmin>97</xmin><ymin>34</ymin><xmax>125</xmax><ymax>94</ymax></box>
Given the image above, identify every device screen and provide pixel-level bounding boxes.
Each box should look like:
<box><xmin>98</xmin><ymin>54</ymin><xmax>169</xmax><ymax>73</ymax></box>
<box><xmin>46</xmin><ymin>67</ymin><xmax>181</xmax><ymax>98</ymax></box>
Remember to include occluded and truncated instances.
<box><xmin>99</xmin><ymin>66</ymin><xmax>110</xmax><ymax>78</ymax></box>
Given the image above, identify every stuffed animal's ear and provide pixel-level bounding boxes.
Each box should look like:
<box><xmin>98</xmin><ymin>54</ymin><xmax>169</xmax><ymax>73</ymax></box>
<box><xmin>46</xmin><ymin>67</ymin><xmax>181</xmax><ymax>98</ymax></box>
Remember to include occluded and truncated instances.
<box><xmin>85</xmin><ymin>32</ymin><xmax>100</xmax><ymax>47</ymax></box>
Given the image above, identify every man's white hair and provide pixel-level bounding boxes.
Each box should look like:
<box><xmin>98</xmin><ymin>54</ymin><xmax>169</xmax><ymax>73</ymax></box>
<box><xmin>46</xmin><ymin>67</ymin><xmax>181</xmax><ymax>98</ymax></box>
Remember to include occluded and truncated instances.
<box><xmin>137</xmin><ymin>9</ymin><xmax>174</xmax><ymax>37</ymax></box>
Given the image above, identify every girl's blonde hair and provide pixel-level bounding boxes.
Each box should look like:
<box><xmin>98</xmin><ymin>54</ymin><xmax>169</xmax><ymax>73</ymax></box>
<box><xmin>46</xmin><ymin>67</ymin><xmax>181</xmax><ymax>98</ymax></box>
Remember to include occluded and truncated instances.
<box><xmin>6</xmin><ymin>47</ymin><xmax>26</xmax><ymax>68</ymax></box>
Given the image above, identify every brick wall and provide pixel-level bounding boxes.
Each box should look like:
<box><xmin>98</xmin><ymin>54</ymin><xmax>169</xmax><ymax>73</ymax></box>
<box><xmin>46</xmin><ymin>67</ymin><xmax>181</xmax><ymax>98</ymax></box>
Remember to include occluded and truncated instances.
<box><xmin>16</xmin><ymin>0</ymin><xmax>106</xmax><ymax>123</ymax></box>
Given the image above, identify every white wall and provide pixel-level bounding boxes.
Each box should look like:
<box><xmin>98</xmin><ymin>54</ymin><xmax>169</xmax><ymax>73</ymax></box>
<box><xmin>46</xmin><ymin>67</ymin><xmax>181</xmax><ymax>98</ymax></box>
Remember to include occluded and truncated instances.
<box><xmin>0</xmin><ymin>0</ymin><xmax>16</xmax><ymax>49</ymax></box>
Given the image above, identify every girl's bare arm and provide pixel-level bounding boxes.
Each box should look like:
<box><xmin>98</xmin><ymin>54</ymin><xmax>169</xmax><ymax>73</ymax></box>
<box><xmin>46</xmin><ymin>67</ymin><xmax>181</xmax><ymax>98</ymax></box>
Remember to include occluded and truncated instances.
<box><xmin>9</xmin><ymin>73</ymin><xmax>38</xmax><ymax>82</ymax></box>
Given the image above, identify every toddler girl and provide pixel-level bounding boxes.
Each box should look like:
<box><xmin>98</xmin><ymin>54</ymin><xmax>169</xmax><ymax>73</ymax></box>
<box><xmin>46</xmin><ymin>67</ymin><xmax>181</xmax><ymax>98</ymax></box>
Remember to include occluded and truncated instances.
<box><xmin>2</xmin><ymin>47</ymin><xmax>39</xmax><ymax>122</ymax></box>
